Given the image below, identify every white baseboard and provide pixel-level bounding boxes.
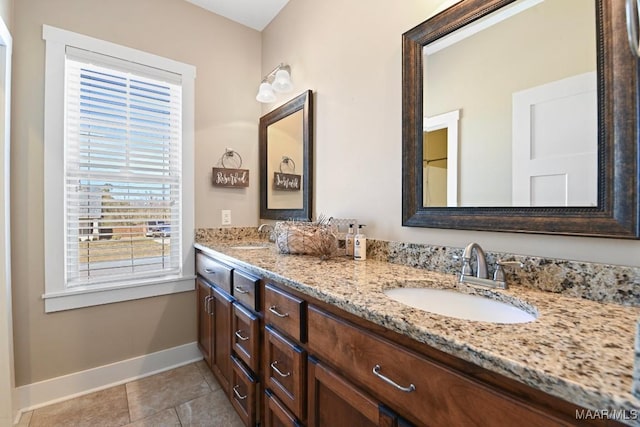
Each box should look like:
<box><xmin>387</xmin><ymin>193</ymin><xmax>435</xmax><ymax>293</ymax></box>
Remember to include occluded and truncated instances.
<box><xmin>15</xmin><ymin>342</ymin><xmax>202</xmax><ymax>418</ymax></box>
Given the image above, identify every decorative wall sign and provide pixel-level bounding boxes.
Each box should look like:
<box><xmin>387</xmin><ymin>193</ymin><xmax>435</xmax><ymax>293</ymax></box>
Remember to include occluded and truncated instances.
<box><xmin>273</xmin><ymin>172</ymin><xmax>301</xmax><ymax>191</ymax></box>
<box><xmin>273</xmin><ymin>156</ymin><xmax>301</xmax><ymax>191</ymax></box>
<box><xmin>212</xmin><ymin>149</ymin><xmax>250</xmax><ymax>188</ymax></box>
<box><xmin>212</xmin><ymin>168</ymin><xmax>249</xmax><ymax>187</ymax></box>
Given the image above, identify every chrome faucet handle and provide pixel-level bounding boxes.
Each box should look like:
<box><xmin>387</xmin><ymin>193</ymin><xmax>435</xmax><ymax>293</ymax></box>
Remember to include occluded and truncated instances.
<box><xmin>493</xmin><ymin>260</ymin><xmax>524</xmax><ymax>282</ymax></box>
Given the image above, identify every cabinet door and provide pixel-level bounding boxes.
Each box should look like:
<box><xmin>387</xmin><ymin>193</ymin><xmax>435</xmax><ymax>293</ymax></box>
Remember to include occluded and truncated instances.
<box><xmin>308</xmin><ymin>356</ymin><xmax>398</xmax><ymax>427</ymax></box>
<box><xmin>196</xmin><ymin>278</ymin><xmax>212</xmax><ymax>367</ymax></box>
<box><xmin>210</xmin><ymin>284</ymin><xmax>234</xmax><ymax>394</ymax></box>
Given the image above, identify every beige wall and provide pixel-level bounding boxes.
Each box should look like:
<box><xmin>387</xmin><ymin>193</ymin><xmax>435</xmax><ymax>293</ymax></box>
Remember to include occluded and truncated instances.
<box><xmin>11</xmin><ymin>0</ymin><xmax>261</xmax><ymax>385</ymax></box>
<box><xmin>262</xmin><ymin>0</ymin><xmax>640</xmax><ymax>267</ymax></box>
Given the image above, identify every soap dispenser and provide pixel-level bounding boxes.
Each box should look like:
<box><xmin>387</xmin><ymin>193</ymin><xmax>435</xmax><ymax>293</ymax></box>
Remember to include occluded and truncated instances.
<box><xmin>345</xmin><ymin>224</ymin><xmax>355</xmax><ymax>257</ymax></box>
<box><xmin>354</xmin><ymin>225</ymin><xmax>367</xmax><ymax>261</ymax></box>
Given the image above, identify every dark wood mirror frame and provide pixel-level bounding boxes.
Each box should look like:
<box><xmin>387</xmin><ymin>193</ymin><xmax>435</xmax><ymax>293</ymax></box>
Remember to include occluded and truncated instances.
<box><xmin>260</xmin><ymin>90</ymin><xmax>314</xmax><ymax>221</ymax></box>
<box><xmin>402</xmin><ymin>0</ymin><xmax>639</xmax><ymax>238</ymax></box>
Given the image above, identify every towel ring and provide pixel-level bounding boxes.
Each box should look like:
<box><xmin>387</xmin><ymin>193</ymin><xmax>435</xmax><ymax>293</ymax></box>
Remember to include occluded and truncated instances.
<box><xmin>279</xmin><ymin>156</ymin><xmax>296</xmax><ymax>173</ymax></box>
<box><xmin>220</xmin><ymin>149</ymin><xmax>243</xmax><ymax>169</ymax></box>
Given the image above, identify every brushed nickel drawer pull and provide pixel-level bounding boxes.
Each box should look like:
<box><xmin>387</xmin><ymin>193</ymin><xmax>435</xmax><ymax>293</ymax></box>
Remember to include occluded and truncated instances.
<box><xmin>232</xmin><ymin>385</ymin><xmax>247</xmax><ymax>400</ymax></box>
<box><xmin>235</xmin><ymin>330</ymin><xmax>250</xmax><ymax>341</ymax></box>
<box><xmin>204</xmin><ymin>295</ymin><xmax>213</xmax><ymax>315</ymax></box>
<box><xmin>204</xmin><ymin>268</ymin><xmax>216</xmax><ymax>274</ymax></box>
<box><xmin>372</xmin><ymin>364</ymin><xmax>416</xmax><ymax>393</ymax></box>
<box><xmin>234</xmin><ymin>286</ymin><xmax>249</xmax><ymax>294</ymax></box>
<box><xmin>269</xmin><ymin>306</ymin><xmax>289</xmax><ymax>318</ymax></box>
<box><xmin>270</xmin><ymin>360</ymin><xmax>291</xmax><ymax>378</ymax></box>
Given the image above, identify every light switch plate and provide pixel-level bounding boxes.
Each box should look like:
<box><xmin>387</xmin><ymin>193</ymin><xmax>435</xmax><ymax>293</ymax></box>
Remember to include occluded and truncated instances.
<box><xmin>221</xmin><ymin>210</ymin><xmax>232</xmax><ymax>225</ymax></box>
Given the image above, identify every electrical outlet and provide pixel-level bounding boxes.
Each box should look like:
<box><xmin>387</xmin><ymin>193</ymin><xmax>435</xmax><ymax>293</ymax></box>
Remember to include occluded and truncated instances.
<box><xmin>221</xmin><ymin>210</ymin><xmax>232</xmax><ymax>225</ymax></box>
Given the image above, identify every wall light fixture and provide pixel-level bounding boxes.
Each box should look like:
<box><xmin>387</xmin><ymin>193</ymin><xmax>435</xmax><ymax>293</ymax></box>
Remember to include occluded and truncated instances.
<box><xmin>256</xmin><ymin>63</ymin><xmax>293</xmax><ymax>103</ymax></box>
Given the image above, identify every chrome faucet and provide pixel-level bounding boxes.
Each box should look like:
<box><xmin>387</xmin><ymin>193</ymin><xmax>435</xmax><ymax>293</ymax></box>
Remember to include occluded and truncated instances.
<box><xmin>459</xmin><ymin>242</ymin><xmax>522</xmax><ymax>289</ymax></box>
<box><xmin>258</xmin><ymin>223</ymin><xmax>273</xmax><ymax>233</ymax></box>
<box><xmin>258</xmin><ymin>223</ymin><xmax>275</xmax><ymax>242</ymax></box>
<box><xmin>461</xmin><ymin>242</ymin><xmax>488</xmax><ymax>279</ymax></box>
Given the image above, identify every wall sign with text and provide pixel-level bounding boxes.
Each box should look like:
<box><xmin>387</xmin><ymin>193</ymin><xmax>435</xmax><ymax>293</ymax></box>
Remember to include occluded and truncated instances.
<box><xmin>212</xmin><ymin>167</ymin><xmax>250</xmax><ymax>188</ymax></box>
<box><xmin>273</xmin><ymin>172</ymin><xmax>301</xmax><ymax>191</ymax></box>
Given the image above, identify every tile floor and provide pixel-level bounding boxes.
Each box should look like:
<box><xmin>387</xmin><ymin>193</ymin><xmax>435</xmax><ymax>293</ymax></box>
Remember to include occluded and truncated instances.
<box><xmin>16</xmin><ymin>361</ymin><xmax>244</xmax><ymax>427</ymax></box>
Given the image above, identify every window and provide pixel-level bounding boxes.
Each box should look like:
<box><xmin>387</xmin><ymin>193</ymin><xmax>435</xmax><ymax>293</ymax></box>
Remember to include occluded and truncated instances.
<box><xmin>43</xmin><ymin>26</ymin><xmax>196</xmax><ymax>312</ymax></box>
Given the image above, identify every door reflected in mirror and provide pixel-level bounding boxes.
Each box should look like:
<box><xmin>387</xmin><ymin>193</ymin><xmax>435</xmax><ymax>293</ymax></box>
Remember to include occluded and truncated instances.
<box><xmin>423</xmin><ymin>128</ymin><xmax>448</xmax><ymax>207</ymax></box>
<box><xmin>423</xmin><ymin>0</ymin><xmax>596</xmax><ymax>207</ymax></box>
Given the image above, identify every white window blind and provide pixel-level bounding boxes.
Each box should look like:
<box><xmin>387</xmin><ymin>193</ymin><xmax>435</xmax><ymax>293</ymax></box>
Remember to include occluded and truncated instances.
<box><xmin>64</xmin><ymin>49</ymin><xmax>182</xmax><ymax>287</ymax></box>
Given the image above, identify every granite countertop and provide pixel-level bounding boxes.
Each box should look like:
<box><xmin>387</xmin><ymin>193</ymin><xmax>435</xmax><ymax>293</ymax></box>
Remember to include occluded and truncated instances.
<box><xmin>195</xmin><ymin>238</ymin><xmax>640</xmax><ymax>424</ymax></box>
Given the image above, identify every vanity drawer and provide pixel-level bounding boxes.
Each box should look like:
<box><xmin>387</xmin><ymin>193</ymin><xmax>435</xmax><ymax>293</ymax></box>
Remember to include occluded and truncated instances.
<box><xmin>264</xmin><ymin>283</ymin><xmax>306</xmax><ymax>342</ymax></box>
<box><xmin>233</xmin><ymin>270</ymin><xmax>259</xmax><ymax>311</ymax></box>
<box><xmin>307</xmin><ymin>306</ymin><xmax>572</xmax><ymax>427</ymax></box>
<box><xmin>230</xmin><ymin>355</ymin><xmax>258</xmax><ymax>427</ymax></box>
<box><xmin>265</xmin><ymin>324</ymin><xmax>306</xmax><ymax>421</ymax></box>
<box><xmin>232</xmin><ymin>301</ymin><xmax>260</xmax><ymax>373</ymax></box>
<box><xmin>196</xmin><ymin>252</ymin><xmax>232</xmax><ymax>293</ymax></box>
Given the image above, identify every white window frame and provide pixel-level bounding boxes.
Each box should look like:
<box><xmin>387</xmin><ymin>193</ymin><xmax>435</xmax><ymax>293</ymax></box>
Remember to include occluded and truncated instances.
<box><xmin>42</xmin><ymin>25</ymin><xmax>196</xmax><ymax>313</ymax></box>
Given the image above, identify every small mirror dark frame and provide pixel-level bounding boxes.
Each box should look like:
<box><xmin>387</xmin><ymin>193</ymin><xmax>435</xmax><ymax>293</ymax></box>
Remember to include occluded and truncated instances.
<box><xmin>402</xmin><ymin>0</ymin><xmax>639</xmax><ymax>238</ymax></box>
<box><xmin>260</xmin><ymin>90</ymin><xmax>314</xmax><ymax>221</ymax></box>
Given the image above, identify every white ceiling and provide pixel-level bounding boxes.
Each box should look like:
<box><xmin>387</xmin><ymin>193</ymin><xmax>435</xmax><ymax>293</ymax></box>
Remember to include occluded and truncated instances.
<box><xmin>184</xmin><ymin>0</ymin><xmax>290</xmax><ymax>31</ymax></box>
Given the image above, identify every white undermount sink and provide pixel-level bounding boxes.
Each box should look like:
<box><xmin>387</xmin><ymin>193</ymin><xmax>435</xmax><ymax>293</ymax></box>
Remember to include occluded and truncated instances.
<box><xmin>384</xmin><ymin>287</ymin><xmax>537</xmax><ymax>324</ymax></box>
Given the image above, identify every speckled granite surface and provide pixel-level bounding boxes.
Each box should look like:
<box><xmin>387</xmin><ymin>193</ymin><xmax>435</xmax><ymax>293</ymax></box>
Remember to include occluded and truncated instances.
<box><xmin>195</xmin><ymin>229</ymin><xmax>640</xmax><ymax>425</ymax></box>
<box><xmin>367</xmin><ymin>240</ymin><xmax>640</xmax><ymax>307</ymax></box>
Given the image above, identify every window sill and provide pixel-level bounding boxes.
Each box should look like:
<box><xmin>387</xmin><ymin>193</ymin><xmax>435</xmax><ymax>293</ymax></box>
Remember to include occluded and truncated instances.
<box><xmin>42</xmin><ymin>275</ymin><xmax>196</xmax><ymax>313</ymax></box>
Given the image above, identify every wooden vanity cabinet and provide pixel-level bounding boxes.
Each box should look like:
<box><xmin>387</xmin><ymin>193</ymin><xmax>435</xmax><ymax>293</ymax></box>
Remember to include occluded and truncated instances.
<box><xmin>197</xmin><ymin>250</ymin><xmax>263</xmax><ymax>426</ymax></box>
<box><xmin>195</xmin><ymin>260</ymin><xmax>235</xmax><ymax>395</ymax></box>
<box><xmin>197</xmin><ymin>249</ymin><xmax>618</xmax><ymax>427</ymax></box>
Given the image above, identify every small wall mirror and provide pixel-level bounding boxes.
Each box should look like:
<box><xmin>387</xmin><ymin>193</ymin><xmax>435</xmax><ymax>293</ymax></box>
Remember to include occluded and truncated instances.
<box><xmin>260</xmin><ymin>90</ymin><xmax>313</xmax><ymax>221</ymax></box>
<box><xmin>402</xmin><ymin>0</ymin><xmax>639</xmax><ymax>238</ymax></box>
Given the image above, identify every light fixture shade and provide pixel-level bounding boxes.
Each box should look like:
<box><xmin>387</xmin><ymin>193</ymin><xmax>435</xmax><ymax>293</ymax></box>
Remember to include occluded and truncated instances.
<box><xmin>272</xmin><ymin>69</ymin><xmax>293</xmax><ymax>93</ymax></box>
<box><xmin>256</xmin><ymin>82</ymin><xmax>276</xmax><ymax>103</ymax></box>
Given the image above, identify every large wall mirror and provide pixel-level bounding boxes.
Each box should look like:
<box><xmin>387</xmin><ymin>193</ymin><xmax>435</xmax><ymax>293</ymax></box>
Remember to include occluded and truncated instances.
<box><xmin>260</xmin><ymin>90</ymin><xmax>313</xmax><ymax>221</ymax></box>
<box><xmin>402</xmin><ymin>0</ymin><xmax>639</xmax><ymax>237</ymax></box>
